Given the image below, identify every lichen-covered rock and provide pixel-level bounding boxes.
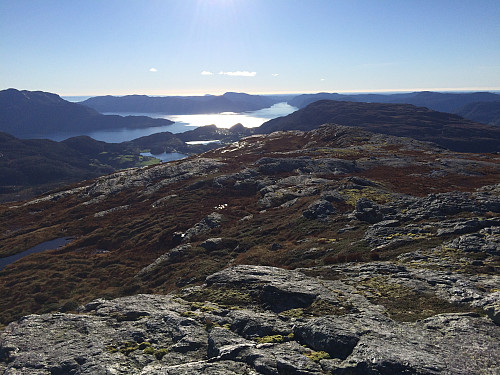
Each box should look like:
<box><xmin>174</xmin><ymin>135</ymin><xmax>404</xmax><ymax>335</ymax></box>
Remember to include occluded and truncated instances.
<box><xmin>135</xmin><ymin>244</ymin><xmax>192</xmax><ymax>279</ymax></box>
<box><xmin>302</xmin><ymin>199</ymin><xmax>336</xmax><ymax>220</ymax></box>
<box><xmin>352</xmin><ymin>198</ymin><xmax>385</xmax><ymax>223</ymax></box>
<box><xmin>83</xmin><ymin>158</ymin><xmax>224</xmax><ymax>197</ymax></box>
<box><xmin>485</xmin><ymin>303</ymin><xmax>500</xmax><ymax>325</ymax></box>
<box><xmin>446</xmin><ymin>226</ymin><xmax>500</xmax><ymax>255</ymax></box>
<box><xmin>183</xmin><ymin>212</ymin><xmax>223</xmax><ymax>242</ymax></box>
<box><xmin>1</xmin><ymin>265</ymin><xmax>499</xmax><ymax>374</ymax></box>
<box><xmin>294</xmin><ymin>316</ymin><xmax>361</xmax><ymax>360</ymax></box>
<box><xmin>256</xmin><ymin>156</ymin><xmax>357</xmax><ymax>176</ymax></box>
<box><xmin>205</xmin><ymin>265</ymin><xmax>337</xmax><ymax>313</ymax></box>
<box><xmin>207</xmin><ymin>327</ymin><xmax>255</xmax><ymax>359</ymax></box>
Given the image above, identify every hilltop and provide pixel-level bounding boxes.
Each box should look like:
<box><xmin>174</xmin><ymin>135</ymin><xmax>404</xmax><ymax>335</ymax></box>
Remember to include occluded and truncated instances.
<box><xmin>1</xmin><ymin>124</ymin><xmax>499</xmax><ymax>374</ymax></box>
<box><xmin>288</xmin><ymin>91</ymin><xmax>500</xmax><ymax>125</ymax></box>
<box><xmin>258</xmin><ymin>100</ymin><xmax>500</xmax><ymax>153</ymax></box>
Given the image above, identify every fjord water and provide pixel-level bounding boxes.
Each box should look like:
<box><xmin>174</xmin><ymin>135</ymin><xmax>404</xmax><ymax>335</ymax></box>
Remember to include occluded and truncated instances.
<box><xmin>48</xmin><ymin>102</ymin><xmax>297</xmax><ymax>143</ymax></box>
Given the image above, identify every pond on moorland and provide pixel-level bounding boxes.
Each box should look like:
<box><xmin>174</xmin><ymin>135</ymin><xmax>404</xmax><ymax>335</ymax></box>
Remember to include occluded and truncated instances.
<box><xmin>0</xmin><ymin>237</ymin><xmax>73</xmax><ymax>271</ymax></box>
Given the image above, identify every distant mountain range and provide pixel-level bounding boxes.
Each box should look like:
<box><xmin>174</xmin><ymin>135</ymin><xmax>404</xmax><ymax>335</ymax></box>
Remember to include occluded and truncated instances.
<box><xmin>0</xmin><ymin>89</ymin><xmax>174</xmax><ymax>138</ymax></box>
<box><xmin>3</xmin><ymin>88</ymin><xmax>500</xmax><ymax>142</ymax></box>
<box><xmin>80</xmin><ymin>92</ymin><xmax>283</xmax><ymax>114</ymax></box>
<box><xmin>80</xmin><ymin>90</ymin><xmax>500</xmax><ymax>127</ymax></box>
<box><xmin>258</xmin><ymin>100</ymin><xmax>500</xmax><ymax>153</ymax></box>
<box><xmin>288</xmin><ymin>91</ymin><xmax>500</xmax><ymax>126</ymax></box>
<box><xmin>3</xmin><ymin>88</ymin><xmax>500</xmax><ymax>201</ymax></box>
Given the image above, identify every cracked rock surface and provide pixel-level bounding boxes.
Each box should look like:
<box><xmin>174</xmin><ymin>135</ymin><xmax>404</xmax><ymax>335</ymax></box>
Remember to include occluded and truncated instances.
<box><xmin>1</xmin><ymin>263</ymin><xmax>499</xmax><ymax>374</ymax></box>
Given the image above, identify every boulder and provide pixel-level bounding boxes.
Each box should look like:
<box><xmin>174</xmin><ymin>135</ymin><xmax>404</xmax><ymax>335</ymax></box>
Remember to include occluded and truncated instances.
<box><xmin>353</xmin><ymin>198</ymin><xmax>384</xmax><ymax>223</ymax></box>
<box><xmin>302</xmin><ymin>199</ymin><xmax>336</xmax><ymax>220</ymax></box>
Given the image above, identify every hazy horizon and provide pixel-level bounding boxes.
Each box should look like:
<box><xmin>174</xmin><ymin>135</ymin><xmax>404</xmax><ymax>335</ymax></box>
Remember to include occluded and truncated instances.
<box><xmin>58</xmin><ymin>88</ymin><xmax>500</xmax><ymax>101</ymax></box>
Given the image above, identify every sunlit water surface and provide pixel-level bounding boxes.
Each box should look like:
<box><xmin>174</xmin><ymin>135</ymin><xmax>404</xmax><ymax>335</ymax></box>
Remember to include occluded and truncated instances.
<box><xmin>40</xmin><ymin>102</ymin><xmax>296</xmax><ymax>143</ymax></box>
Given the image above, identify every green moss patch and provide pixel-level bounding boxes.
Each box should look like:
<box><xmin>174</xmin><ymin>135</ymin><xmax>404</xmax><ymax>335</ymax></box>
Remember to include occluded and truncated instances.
<box><xmin>339</xmin><ymin>187</ymin><xmax>392</xmax><ymax>207</ymax></box>
<box><xmin>358</xmin><ymin>276</ymin><xmax>483</xmax><ymax>322</ymax></box>
<box><xmin>305</xmin><ymin>350</ymin><xmax>330</xmax><ymax>362</ymax></box>
<box><xmin>106</xmin><ymin>341</ymin><xmax>168</xmax><ymax>359</ymax></box>
<box><xmin>255</xmin><ymin>333</ymin><xmax>294</xmax><ymax>344</ymax></box>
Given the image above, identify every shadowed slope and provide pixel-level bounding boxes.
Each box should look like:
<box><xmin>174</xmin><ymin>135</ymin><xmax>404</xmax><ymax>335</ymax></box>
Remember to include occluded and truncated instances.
<box><xmin>258</xmin><ymin>100</ymin><xmax>500</xmax><ymax>152</ymax></box>
<box><xmin>0</xmin><ymin>89</ymin><xmax>174</xmax><ymax>138</ymax></box>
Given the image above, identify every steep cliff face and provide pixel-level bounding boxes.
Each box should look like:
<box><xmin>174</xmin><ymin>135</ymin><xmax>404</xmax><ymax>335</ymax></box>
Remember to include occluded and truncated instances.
<box><xmin>1</xmin><ymin>124</ymin><xmax>499</xmax><ymax>373</ymax></box>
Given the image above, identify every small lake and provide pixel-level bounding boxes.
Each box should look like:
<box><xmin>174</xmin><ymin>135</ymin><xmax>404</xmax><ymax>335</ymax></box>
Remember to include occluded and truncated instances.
<box><xmin>36</xmin><ymin>102</ymin><xmax>297</xmax><ymax>143</ymax></box>
<box><xmin>0</xmin><ymin>237</ymin><xmax>73</xmax><ymax>271</ymax></box>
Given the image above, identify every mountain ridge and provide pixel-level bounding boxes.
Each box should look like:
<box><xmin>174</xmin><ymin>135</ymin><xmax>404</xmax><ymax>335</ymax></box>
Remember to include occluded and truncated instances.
<box><xmin>80</xmin><ymin>92</ymin><xmax>281</xmax><ymax>114</ymax></box>
<box><xmin>257</xmin><ymin>100</ymin><xmax>500</xmax><ymax>153</ymax></box>
<box><xmin>288</xmin><ymin>91</ymin><xmax>500</xmax><ymax>127</ymax></box>
<box><xmin>288</xmin><ymin>90</ymin><xmax>500</xmax><ymax>111</ymax></box>
<box><xmin>455</xmin><ymin>100</ymin><xmax>500</xmax><ymax>126</ymax></box>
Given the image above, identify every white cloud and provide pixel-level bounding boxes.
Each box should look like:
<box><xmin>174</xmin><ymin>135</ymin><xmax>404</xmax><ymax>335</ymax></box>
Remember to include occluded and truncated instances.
<box><xmin>201</xmin><ymin>71</ymin><xmax>214</xmax><ymax>75</ymax></box>
<box><xmin>149</xmin><ymin>68</ymin><xmax>158</xmax><ymax>72</ymax></box>
<box><xmin>218</xmin><ymin>71</ymin><xmax>257</xmax><ymax>77</ymax></box>
<box><xmin>320</xmin><ymin>78</ymin><xmax>325</xmax><ymax>81</ymax></box>
<box><xmin>272</xmin><ymin>73</ymin><xmax>279</xmax><ymax>77</ymax></box>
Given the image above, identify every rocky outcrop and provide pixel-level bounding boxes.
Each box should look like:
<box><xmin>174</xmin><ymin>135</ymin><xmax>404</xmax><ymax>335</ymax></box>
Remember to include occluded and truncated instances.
<box><xmin>258</xmin><ymin>175</ymin><xmax>327</xmax><ymax>209</ymax></box>
<box><xmin>135</xmin><ymin>244</ymin><xmax>192</xmax><ymax>279</ymax></box>
<box><xmin>1</xmin><ymin>264</ymin><xmax>499</xmax><ymax>374</ymax></box>
<box><xmin>302</xmin><ymin>199</ymin><xmax>336</xmax><ymax>220</ymax></box>
<box><xmin>75</xmin><ymin>158</ymin><xmax>225</xmax><ymax>198</ymax></box>
<box><xmin>182</xmin><ymin>212</ymin><xmax>223</xmax><ymax>242</ymax></box>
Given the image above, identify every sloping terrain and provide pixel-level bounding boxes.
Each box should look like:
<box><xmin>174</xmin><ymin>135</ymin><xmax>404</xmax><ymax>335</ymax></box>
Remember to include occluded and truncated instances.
<box><xmin>0</xmin><ymin>125</ymin><xmax>250</xmax><ymax>203</ymax></box>
<box><xmin>258</xmin><ymin>100</ymin><xmax>500</xmax><ymax>152</ymax></box>
<box><xmin>456</xmin><ymin>100</ymin><xmax>500</xmax><ymax>126</ymax></box>
<box><xmin>0</xmin><ymin>124</ymin><xmax>499</xmax><ymax>373</ymax></box>
<box><xmin>0</xmin><ymin>132</ymin><xmax>161</xmax><ymax>202</ymax></box>
<box><xmin>0</xmin><ymin>89</ymin><xmax>174</xmax><ymax>138</ymax></box>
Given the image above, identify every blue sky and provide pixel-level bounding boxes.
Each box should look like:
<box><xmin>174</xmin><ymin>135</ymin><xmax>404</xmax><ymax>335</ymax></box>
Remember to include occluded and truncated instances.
<box><xmin>1</xmin><ymin>0</ymin><xmax>499</xmax><ymax>96</ymax></box>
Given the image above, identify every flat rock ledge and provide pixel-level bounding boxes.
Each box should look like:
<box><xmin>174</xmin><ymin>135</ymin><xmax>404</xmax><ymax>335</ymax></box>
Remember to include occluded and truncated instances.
<box><xmin>1</xmin><ymin>265</ymin><xmax>499</xmax><ymax>375</ymax></box>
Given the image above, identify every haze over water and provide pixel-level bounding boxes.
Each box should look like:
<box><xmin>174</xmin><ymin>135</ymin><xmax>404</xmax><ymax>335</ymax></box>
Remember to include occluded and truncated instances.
<box><xmin>42</xmin><ymin>102</ymin><xmax>296</xmax><ymax>143</ymax></box>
